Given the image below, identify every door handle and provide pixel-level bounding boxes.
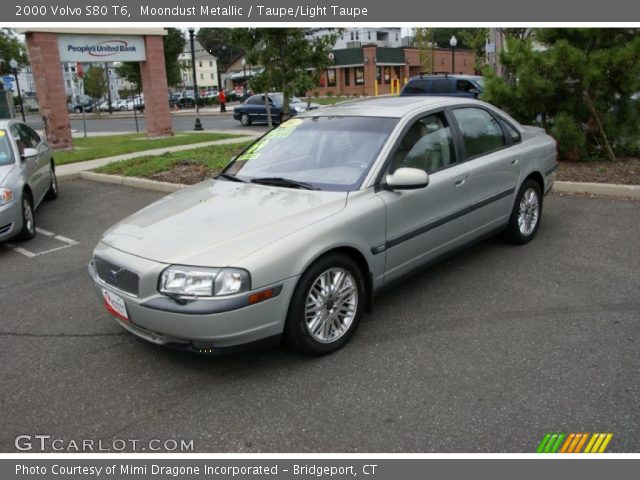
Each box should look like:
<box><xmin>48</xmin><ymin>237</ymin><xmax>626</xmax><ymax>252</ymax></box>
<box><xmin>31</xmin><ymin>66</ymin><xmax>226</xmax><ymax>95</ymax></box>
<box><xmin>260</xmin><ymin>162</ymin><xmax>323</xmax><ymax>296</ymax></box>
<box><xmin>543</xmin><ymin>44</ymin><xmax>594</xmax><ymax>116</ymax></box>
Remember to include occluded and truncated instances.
<box><xmin>510</xmin><ymin>158</ymin><xmax>519</xmax><ymax>165</ymax></box>
<box><xmin>454</xmin><ymin>174</ymin><xmax>467</xmax><ymax>187</ymax></box>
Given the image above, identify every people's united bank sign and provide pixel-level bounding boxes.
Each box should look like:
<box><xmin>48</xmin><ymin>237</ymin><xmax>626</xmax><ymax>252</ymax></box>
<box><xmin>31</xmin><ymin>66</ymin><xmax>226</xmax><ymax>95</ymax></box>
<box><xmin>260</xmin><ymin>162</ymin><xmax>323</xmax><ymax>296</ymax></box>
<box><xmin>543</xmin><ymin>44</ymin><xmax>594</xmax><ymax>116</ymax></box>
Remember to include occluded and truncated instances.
<box><xmin>57</xmin><ymin>34</ymin><xmax>146</xmax><ymax>62</ymax></box>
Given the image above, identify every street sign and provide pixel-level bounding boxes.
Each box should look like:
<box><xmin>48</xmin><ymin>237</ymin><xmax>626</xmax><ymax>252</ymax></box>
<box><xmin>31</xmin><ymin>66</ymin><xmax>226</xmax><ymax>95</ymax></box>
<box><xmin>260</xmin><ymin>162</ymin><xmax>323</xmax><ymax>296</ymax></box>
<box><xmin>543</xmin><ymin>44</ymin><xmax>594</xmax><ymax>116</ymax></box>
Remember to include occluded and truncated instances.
<box><xmin>485</xmin><ymin>43</ymin><xmax>496</xmax><ymax>53</ymax></box>
<box><xmin>3</xmin><ymin>75</ymin><xmax>14</xmax><ymax>90</ymax></box>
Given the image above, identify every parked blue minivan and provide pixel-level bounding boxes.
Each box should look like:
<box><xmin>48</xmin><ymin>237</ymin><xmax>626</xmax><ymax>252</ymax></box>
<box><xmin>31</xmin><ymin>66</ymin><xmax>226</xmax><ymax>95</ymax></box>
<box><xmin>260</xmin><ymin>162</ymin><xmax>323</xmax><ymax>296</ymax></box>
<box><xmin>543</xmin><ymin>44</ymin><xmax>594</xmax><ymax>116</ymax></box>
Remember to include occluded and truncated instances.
<box><xmin>400</xmin><ymin>74</ymin><xmax>484</xmax><ymax>99</ymax></box>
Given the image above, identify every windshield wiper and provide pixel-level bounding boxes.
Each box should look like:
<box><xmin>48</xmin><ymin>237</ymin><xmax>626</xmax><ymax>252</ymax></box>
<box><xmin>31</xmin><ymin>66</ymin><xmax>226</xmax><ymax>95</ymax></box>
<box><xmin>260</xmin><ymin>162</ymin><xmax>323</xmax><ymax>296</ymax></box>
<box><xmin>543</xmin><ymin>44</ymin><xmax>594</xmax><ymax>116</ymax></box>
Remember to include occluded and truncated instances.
<box><xmin>250</xmin><ymin>177</ymin><xmax>320</xmax><ymax>190</ymax></box>
<box><xmin>216</xmin><ymin>172</ymin><xmax>245</xmax><ymax>183</ymax></box>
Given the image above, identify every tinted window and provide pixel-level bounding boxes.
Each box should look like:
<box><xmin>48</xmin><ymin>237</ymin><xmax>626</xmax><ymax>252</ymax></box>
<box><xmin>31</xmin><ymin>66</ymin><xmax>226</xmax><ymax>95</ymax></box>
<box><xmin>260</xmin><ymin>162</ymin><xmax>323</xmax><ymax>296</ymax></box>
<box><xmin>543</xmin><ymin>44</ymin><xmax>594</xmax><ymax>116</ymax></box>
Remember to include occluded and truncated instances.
<box><xmin>247</xmin><ymin>95</ymin><xmax>263</xmax><ymax>105</ymax></box>
<box><xmin>402</xmin><ymin>80</ymin><xmax>430</xmax><ymax>94</ymax></box>
<box><xmin>430</xmin><ymin>79</ymin><xmax>453</xmax><ymax>94</ymax></box>
<box><xmin>452</xmin><ymin>108</ymin><xmax>506</xmax><ymax>157</ymax></box>
<box><xmin>392</xmin><ymin>112</ymin><xmax>457</xmax><ymax>173</ymax></box>
<box><xmin>456</xmin><ymin>79</ymin><xmax>475</xmax><ymax>93</ymax></box>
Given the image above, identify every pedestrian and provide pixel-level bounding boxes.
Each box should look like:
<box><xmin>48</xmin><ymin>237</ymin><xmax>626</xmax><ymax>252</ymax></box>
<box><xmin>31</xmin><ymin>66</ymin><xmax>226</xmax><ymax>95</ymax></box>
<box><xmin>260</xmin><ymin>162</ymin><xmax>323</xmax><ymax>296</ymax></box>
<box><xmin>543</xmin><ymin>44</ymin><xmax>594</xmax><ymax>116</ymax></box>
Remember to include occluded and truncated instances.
<box><xmin>219</xmin><ymin>90</ymin><xmax>226</xmax><ymax>113</ymax></box>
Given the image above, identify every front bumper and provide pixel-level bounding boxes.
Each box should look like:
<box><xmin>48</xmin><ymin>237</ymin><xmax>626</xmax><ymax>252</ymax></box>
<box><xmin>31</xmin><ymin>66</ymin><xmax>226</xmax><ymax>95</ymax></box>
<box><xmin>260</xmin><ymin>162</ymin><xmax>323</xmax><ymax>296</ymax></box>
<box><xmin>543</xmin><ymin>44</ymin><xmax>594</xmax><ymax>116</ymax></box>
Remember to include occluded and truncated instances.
<box><xmin>89</xmin><ymin>243</ymin><xmax>298</xmax><ymax>352</ymax></box>
<box><xmin>0</xmin><ymin>199</ymin><xmax>22</xmax><ymax>242</ymax></box>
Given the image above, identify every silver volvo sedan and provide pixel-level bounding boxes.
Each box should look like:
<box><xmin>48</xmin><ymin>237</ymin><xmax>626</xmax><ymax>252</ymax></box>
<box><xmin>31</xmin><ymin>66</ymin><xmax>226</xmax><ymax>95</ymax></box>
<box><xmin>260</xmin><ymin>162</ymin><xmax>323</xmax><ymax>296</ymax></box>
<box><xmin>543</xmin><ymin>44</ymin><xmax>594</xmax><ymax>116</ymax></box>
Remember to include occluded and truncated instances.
<box><xmin>89</xmin><ymin>97</ymin><xmax>557</xmax><ymax>355</ymax></box>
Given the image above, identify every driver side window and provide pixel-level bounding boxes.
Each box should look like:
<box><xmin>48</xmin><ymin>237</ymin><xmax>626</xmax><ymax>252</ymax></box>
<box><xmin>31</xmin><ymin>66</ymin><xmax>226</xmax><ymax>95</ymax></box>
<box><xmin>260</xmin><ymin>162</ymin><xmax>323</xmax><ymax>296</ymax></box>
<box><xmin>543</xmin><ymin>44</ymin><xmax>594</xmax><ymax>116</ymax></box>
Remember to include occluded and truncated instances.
<box><xmin>392</xmin><ymin>112</ymin><xmax>457</xmax><ymax>173</ymax></box>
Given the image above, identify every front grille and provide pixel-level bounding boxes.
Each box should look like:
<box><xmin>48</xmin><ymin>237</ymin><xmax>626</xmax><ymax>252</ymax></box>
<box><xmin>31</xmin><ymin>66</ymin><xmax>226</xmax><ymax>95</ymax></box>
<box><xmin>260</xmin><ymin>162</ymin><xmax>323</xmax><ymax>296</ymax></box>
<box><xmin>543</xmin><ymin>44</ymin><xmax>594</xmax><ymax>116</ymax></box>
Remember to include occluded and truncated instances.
<box><xmin>0</xmin><ymin>223</ymin><xmax>12</xmax><ymax>235</ymax></box>
<box><xmin>94</xmin><ymin>256</ymin><xmax>140</xmax><ymax>297</ymax></box>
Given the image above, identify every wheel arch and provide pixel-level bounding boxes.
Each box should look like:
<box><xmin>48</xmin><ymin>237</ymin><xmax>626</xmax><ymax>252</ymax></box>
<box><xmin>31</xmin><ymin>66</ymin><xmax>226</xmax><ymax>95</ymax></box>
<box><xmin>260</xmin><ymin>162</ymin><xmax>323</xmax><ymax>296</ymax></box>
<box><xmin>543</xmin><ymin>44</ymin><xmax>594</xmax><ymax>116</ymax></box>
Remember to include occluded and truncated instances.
<box><xmin>301</xmin><ymin>245</ymin><xmax>374</xmax><ymax>313</ymax></box>
<box><xmin>523</xmin><ymin>171</ymin><xmax>544</xmax><ymax>197</ymax></box>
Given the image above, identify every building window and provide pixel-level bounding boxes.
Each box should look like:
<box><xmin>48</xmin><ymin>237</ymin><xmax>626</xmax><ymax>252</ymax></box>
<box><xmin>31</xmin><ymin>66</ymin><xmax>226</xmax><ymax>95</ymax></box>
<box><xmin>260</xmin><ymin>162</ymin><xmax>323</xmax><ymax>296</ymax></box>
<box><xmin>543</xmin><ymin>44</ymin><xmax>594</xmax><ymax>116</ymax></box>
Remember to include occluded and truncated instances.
<box><xmin>209</xmin><ymin>61</ymin><xmax>213</xmax><ymax>67</ymax></box>
<box><xmin>199</xmin><ymin>61</ymin><xmax>202</xmax><ymax>68</ymax></box>
<box><xmin>356</xmin><ymin>31</ymin><xmax>359</xmax><ymax>40</ymax></box>
<box><xmin>327</xmin><ymin>69</ymin><xmax>336</xmax><ymax>87</ymax></box>
<box><xmin>211</xmin><ymin>73</ymin><xmax>214</xmax><ymax>79</ymax></box>
<box><xmin>200</xmin><ymin>73</ymin><xmax>204</xmax><ymax>80</ymax></box>
<box><xmin>355</xmin><ymin>67</ymin><xmax>364</xmax><ymax>85</ymax></box>
<box><xmin>350</xmin><ymin>31</ymin><xmax>354</xmax><ymax>41</ymax></box>
<box><xmin>376</xmin><ymin>67</ymin><xmax>382</xmax><ymax>85</ymax></box>
<box><xmin>344</xmin><ymin>68</ymin><xmax>351</xmax><ymax>87</ymax></box>
<box><xmin>368</xmin><ymin>32</ymin><xmax>371</xmax><ymax>40</ymax></box>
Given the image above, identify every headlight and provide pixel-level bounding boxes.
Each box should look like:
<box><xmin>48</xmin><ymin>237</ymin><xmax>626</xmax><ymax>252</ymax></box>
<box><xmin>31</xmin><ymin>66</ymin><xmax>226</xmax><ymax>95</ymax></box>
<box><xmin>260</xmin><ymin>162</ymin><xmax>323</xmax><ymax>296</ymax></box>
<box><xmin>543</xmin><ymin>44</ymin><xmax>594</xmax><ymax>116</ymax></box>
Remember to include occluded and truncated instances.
<box><xmin>159</xmin><ymin>266</ymin><xmax>250</xmax><ymax>298</ymax></box>
<box><xmin>0</xmin><ymin>188</ymin><xmax>13</xmax><ymax>206</ymax></box>
<box><xmin>294</xmin><ymin>106</ymin><xmax>306</xmax><ymax>113</ymax></box>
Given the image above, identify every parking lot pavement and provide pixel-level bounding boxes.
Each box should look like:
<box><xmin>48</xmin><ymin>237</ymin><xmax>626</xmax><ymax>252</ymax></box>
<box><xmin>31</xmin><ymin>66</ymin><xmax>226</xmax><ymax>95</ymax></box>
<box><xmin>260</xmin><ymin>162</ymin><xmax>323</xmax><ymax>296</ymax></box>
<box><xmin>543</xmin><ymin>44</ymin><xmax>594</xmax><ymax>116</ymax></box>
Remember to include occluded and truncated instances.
<box><xmin>0</xmin><ymin>179</ymin><xmax>638</xmax><ymax>453</ymax></box>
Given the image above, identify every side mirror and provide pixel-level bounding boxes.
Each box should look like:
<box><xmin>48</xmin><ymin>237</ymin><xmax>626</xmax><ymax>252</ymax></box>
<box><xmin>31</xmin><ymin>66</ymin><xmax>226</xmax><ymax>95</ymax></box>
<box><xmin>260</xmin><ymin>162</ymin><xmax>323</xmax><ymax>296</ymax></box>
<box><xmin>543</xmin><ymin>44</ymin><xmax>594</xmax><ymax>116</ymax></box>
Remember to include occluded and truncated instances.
<box><xmin>385</xmin><ymin>167</ymin><xmax>429</xmax><ymax>190</ymax></box>
<box><xmin>469</xmin><ymin>88</ymin><xmax>480</xmax><ymax>98</ymax></box>
<box><xmin>21</xmin><ymin>148</ymin><xmax>39</xmax><ymax>160</ymax></box>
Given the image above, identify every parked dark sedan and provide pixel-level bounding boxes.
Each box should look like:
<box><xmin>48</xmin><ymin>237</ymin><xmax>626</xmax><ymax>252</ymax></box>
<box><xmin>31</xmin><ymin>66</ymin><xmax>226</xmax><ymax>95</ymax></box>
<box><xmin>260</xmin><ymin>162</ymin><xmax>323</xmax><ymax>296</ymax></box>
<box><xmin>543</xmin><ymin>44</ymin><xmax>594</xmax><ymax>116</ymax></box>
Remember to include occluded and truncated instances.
<box><xmin>234</xmin><ymin>93</ymin><xmax>320</xmax><ymax>126</ymax></box>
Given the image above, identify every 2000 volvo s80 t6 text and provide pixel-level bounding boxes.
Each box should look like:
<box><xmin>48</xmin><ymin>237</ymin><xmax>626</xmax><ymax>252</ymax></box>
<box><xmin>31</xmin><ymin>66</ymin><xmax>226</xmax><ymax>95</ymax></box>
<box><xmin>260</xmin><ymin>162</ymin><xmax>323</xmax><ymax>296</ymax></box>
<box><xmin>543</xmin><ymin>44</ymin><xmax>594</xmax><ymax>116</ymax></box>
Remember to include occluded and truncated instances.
<box><xmin>89</xmin><ymin>97</ymin><xmax>557</xmax><ymax>355</ymax></box>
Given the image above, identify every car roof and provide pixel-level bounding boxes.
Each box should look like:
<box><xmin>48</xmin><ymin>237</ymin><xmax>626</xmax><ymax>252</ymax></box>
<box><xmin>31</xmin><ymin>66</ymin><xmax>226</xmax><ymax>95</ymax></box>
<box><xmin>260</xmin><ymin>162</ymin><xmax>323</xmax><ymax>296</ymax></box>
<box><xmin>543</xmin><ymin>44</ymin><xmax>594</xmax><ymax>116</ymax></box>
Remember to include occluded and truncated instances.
<box><xmin>407</xmin><ymin>74</ymin><xmax>483</xmax><ymax>81</ymax></box>
<box><xmin>299</xmin><ymin>96</ymin><xmax>490</xmax><ymax>119</ymax></box>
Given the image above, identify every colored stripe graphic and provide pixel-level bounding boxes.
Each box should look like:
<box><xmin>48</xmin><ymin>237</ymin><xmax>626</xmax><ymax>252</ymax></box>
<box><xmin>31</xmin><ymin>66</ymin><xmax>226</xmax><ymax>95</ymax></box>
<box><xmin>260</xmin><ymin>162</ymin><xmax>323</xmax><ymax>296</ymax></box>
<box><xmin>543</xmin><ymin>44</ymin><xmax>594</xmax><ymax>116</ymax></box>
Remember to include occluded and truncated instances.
<box><xmin>538</xmin><ymin>433</ymin><xmax>612</xmax><ymax>453</ymax></box>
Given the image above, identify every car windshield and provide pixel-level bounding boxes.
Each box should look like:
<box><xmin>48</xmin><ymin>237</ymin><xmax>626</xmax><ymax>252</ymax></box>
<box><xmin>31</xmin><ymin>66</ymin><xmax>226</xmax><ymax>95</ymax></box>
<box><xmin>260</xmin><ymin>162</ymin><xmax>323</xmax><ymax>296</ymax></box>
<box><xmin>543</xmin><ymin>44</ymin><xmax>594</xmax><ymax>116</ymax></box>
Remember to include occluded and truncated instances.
<box><xmin>0</xmin><ymin>130</ymin><xmax>14</xmax><ymax>165</ymax></box>
<box><xmin>224</xmin><ymin>116</ymin><xmax>398</xmax><ymax>191</ymax></box>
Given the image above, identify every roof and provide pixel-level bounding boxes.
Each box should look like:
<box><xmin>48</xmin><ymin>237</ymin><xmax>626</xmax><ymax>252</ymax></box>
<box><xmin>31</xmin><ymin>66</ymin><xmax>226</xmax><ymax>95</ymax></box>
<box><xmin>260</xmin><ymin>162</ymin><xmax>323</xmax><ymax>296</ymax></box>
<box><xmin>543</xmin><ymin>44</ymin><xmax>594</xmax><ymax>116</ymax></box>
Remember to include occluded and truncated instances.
<box><xmin>298</xmin><ymin>96</ymin><xmax>489</xmax><ymax>119</ymax></box>
<box><xmin>332</xmin><ymin>48</ymin><xmax>364</xmax><ymax>66</ymax></box>
<box><xmin>375</xmin><ymin>48</ymin><xmax>406</xmax><ymax>65</ymax></box>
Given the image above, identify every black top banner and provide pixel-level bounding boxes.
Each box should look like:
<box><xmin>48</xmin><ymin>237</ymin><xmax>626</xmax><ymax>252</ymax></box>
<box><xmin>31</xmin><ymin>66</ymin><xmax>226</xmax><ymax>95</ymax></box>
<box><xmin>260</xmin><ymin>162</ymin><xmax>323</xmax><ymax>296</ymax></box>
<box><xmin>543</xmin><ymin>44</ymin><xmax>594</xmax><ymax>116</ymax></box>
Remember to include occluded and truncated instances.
<box><xmin>5</xmin><ymin>0</ymin><xmax>640</xmax><ymax>22</ymax></box>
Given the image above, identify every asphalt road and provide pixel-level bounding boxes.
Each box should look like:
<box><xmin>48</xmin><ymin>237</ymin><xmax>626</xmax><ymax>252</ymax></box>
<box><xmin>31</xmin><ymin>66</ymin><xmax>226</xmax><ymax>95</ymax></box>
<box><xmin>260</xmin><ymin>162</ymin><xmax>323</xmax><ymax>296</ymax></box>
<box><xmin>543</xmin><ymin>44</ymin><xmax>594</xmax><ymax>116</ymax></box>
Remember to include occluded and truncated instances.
<box><xmin>0</xmin><ymin>179</ymin><xmax>638</xmax><ymax>453</ymax></box>
<box><xmin>23</xmin><ymin>111</ymin><xmax>267</xmax><ymax>135</ymax></box>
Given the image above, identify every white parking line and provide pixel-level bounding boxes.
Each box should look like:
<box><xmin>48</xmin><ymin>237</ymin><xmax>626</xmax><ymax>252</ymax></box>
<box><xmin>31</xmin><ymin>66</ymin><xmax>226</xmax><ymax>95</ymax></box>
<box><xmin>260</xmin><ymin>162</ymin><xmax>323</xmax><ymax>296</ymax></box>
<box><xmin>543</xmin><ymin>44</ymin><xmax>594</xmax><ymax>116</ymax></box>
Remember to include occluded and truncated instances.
<box><xmin>4</xmin><ymin>229</ymin><xmax>79</xmax><ymax>258</ymax></box>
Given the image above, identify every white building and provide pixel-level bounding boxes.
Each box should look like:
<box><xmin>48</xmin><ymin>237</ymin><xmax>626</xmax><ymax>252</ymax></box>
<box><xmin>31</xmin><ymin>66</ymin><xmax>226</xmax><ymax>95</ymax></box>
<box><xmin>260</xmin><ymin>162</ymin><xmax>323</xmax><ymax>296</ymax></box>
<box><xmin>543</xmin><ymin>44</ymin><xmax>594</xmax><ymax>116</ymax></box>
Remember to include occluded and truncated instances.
<box><xmin>179</xmin><ymin>40</ymin><xmax>219</xmax><ymax>92</ymax></box>
<box><xmin>305</xmin><ymin>28</ymin><xmax>405</xmax><ymax>49</ymax></box>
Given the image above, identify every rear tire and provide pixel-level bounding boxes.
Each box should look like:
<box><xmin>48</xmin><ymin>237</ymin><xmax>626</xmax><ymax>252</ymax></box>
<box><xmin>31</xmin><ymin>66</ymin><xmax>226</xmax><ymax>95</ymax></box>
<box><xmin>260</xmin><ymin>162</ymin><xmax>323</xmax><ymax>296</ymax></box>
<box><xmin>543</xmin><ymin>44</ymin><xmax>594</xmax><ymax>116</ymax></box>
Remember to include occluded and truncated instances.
<box><xmin>285</xmin><ymin>253</ymin><xmax>365</xmax><ymax>355</ymax></box>
<box><xmin>16</xmin><ymin>193</ymin><xmax>36</xmax><ymax>241</ymax></box>
<box><xmin>45</xmin><ymin>164</ymin><xmax>59</xmax><ymax>200</ymax></box>
<box><xmin>506</xmin><ymin>179</ymin><xmax>542</xmax><ymax>244</ymax></box>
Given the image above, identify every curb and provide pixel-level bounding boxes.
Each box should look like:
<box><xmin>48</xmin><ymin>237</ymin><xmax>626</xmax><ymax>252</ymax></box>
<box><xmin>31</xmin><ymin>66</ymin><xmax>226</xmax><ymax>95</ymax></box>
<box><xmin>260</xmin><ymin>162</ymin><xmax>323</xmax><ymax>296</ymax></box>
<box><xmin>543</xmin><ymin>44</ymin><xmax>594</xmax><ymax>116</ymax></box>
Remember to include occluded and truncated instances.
<box><xmin>79</xmin><ymin>171</ymin><xmax>187</xmax><ymax>193</ymax></box>
<box><xmin>553</xmin><ymin>181</ymin><xmax>640</xmax><ymax>199</ymax></box>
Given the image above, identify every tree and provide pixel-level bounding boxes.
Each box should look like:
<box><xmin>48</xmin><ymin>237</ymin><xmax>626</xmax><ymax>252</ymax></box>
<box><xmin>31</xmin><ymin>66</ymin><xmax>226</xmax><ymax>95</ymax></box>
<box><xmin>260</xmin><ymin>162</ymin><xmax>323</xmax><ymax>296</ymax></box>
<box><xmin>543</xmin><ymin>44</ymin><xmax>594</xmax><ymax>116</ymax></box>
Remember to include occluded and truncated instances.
<box><xmin>0</xmin><ymin>28</ymin><xmax>28</xmax><ymax>75</ymax></box>
<box><xmin>83</xmin><ymin>66</ymin><xmax>107</xmax><ymax>107</ymax></box>
<box><xmin>115</xmin><ymin>28</ymin><xmax>185</xmax><ymax>90</ymax></box>
<box><xmin>235</xmin><ymin>28</ymin><xmax>337</xmax><ymax>127</ymax></box>
<box><xmin>482</xmin><ymin>28</ymin><xmax>640</xmax><ymax>161</ymax></box>
<box><xmin>414</xmin><ymin>28</ymin><xmax>436</xmax><ymax>74</ymax></box>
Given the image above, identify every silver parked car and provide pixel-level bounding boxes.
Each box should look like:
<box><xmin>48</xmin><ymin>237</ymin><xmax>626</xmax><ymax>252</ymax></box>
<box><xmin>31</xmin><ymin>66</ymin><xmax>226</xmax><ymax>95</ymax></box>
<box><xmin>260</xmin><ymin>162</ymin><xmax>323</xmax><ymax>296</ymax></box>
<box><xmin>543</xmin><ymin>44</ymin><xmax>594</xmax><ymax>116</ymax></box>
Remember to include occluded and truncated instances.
<box><xmin>0</xmin><ymin>120</ymin><xmax>58</xmax><ymax>242</ymax></box>
<box><xmin>89</xmin><ymin>97</ymin><xmax>557</xmax><ymax>355</ymax></box>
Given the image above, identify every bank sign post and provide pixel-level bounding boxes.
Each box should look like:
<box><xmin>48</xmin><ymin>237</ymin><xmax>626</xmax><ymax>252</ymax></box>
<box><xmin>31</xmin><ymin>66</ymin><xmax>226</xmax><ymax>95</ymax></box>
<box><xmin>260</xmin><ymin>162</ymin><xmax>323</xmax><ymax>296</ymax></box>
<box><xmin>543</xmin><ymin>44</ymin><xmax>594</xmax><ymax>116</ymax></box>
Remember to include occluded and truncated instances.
<box><xmin>57</xmin><ymin>34</ymin><xmax>146</xmax><ymax>62</ymax></box>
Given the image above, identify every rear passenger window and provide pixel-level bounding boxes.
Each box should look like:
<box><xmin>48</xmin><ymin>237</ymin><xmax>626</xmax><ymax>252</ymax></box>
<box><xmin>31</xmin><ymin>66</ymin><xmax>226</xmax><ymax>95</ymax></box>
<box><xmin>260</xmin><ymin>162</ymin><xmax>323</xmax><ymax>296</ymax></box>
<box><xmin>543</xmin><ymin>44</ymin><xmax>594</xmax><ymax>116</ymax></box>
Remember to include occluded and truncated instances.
<box><xmin>456</xmin><ymin>80</ymin><xmax>475</xmax><ymax>93</ymax></box>
<box><xmin>452</xmin><ymin>108</ymin><xmax>506</xmax><ymax>158</ymax></box>
<box><xmin>430</xmin><ymin>79</ymin><xmax>452</xmax><ymax>94</ymax></box>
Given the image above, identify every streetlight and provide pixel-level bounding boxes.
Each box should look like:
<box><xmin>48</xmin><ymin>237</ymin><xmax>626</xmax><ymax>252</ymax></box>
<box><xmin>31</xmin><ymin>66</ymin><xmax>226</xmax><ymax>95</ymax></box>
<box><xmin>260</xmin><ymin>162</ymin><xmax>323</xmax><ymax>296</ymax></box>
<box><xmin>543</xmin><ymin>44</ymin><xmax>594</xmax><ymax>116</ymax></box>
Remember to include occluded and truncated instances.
<box><xmin>188</xmin><ymin>28</ymin><xmax>203</xmax><ymax>131</ymax></box>
<box><xmin>9</xmin><ymin>58</ymin><xmax>25</xmax><ymax>122</ymax></box>
<box><xmin>241</xmin><ymin>57</ymin><xmax>247</xmax><ymax>99</ymax></box>
<box><xmin>449</xmin><ymin>36</ymin><xmax>457</xmax><ymax>75</ymax></box>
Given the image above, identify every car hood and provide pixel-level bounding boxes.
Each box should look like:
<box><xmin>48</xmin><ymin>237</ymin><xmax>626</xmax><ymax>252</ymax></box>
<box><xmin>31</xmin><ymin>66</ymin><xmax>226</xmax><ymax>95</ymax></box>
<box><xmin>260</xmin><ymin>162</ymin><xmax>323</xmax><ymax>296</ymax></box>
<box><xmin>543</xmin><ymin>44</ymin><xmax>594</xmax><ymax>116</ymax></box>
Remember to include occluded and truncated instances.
<box><xmin>0</xmin><ymin>164</ymin><xmax>15</xmax><ymax>185</ymax></box>
<box><xmin>101</xmin><ymin>180</ymin><xmax>347</xmax><ymax>266</ymax></box>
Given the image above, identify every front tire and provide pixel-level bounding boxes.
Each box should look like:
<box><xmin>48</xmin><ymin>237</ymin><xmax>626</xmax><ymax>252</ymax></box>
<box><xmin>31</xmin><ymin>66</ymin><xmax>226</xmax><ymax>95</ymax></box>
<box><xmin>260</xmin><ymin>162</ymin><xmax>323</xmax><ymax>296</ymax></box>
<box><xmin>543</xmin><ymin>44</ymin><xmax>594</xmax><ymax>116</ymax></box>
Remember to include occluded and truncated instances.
<box><xmin>506</xmin><ymin>179</ymin><xmax>542</xmax><ymax>244</ymax></box>
<box><xmin>16</xmin><ymin>193</ymin><xmax>36</xmax><ymax>241</ymax></box>
<box><xmin>240</xmin><ymin>113</ymin><xmax>251</xmax><ymax>126</ymax></box>
<box><xmin>45</xmin><ymin>164</ymin><xmax>59</xmax><ymax>200</ymax></box>
<box><xmin>285</xmin><ymin>253</ymin><xmax>365</xmax><ymax>355</ymax></box>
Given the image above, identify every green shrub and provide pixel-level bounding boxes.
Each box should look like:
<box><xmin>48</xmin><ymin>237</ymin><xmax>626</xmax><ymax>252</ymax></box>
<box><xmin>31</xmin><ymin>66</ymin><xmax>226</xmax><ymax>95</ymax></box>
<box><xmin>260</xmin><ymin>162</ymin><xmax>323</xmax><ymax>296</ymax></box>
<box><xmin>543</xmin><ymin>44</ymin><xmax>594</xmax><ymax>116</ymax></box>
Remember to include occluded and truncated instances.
<box><xmin>550</xmin><ymin>114</ymin><xmax>587</xmax><ymax>162</ymax></box>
